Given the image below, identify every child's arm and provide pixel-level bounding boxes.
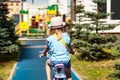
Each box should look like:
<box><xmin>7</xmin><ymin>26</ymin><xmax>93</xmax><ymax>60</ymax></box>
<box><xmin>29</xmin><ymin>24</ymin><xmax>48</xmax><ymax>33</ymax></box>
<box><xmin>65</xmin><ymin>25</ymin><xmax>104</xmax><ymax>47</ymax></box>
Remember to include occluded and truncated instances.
<box><xmin>39</xmin><ymin>45</ymin><xmax>49</xmax><ymax>57</ymax></box>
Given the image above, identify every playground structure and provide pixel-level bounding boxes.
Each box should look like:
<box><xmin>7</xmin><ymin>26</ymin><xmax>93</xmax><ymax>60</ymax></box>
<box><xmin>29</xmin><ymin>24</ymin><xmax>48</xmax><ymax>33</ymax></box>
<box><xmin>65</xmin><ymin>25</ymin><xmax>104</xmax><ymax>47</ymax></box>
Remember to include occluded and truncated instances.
<box><xmin>15</xmin><ymin>4</ymin><xmax>59</xmax><ymax>38</ymax></box>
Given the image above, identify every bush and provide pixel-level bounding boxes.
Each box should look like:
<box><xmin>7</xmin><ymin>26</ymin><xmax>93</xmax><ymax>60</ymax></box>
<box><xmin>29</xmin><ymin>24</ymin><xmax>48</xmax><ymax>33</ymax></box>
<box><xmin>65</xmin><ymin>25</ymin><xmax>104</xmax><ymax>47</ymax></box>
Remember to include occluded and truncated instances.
<box><xmin>72</xmin><ymin>33</ymin><xmax>120</xmax><ymax>61</ymax></box>
<box><xmin>109</xmin><ymin>62</ymin><xmax>120</xmax><ymax>79</ymax></box>
<box><xmin>115</xmin><ymin>62</ymin><xmax>120</xmax><ymax>70</ymax></box>
<box><xmin>0</xmin><ymin>75</ymin><xmax>3</xmax><ymax>80</ymax></box>
<box><xmin>116</xmin><ymin>46</ymin><xmax>120</xmax><ymax>53</ymax></box>
<box><xmin>102</xmin><ymin>48</ymin><xmax>120</xmax><ymax>59</ymax></box>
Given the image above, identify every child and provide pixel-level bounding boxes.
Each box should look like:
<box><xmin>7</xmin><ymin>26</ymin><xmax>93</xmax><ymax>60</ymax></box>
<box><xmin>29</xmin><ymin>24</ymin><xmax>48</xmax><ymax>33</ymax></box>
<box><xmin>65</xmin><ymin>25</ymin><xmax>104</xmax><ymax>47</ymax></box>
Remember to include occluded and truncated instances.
<box><xmin>39</xmin><ymin>16</ymin><xmax>74</xmax><ymax>80</ymax></box>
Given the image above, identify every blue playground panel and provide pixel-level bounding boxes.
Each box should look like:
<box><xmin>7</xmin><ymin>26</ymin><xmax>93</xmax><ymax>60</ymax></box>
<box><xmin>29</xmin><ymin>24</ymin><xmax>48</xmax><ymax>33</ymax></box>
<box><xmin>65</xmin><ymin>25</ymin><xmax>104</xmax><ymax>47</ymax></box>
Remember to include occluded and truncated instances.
<box><xmin>12</xmin><ymin>40</ymin><xmax>80</xmax><ymax>80</ymax></box>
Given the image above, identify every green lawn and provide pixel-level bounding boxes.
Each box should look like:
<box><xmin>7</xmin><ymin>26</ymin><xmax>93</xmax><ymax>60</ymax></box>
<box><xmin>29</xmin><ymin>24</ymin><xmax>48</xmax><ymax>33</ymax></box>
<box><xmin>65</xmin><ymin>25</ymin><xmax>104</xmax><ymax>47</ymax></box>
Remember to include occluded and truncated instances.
<box><xmin>0</xmin><ymin>61</ymin><xmax>16</xmax><ymax>80</ymax></box>
<box><xmin>71</xmin><ymin>55</ymin><xmax>120</xmax><ymax>80</ymax></box>
<box><xmin>0</xmin><ymin>54</ymin><xmax>120</xmax><ymax>80</ymax></box>
<box><xmin>0</xmin><ymin>54</ymin><xmax>18</xmax><ymax>80</ymax></box>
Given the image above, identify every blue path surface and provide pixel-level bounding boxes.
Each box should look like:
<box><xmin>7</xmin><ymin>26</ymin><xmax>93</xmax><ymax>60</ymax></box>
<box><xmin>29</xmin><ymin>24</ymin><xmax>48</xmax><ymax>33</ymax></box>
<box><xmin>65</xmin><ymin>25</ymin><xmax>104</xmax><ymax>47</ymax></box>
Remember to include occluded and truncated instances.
<box><xmin>12</xmin><ymin>40</ymin><xmax>80</xmax><ymax>80</ymax></box>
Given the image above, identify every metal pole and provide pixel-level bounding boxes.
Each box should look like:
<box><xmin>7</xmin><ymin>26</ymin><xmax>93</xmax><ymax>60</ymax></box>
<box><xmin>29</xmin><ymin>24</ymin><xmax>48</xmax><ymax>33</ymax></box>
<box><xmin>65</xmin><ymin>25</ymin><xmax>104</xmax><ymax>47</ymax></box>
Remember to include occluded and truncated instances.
<box><xmin>21</xmin><ymin>0</ymin><xmax>23</xmax><ymax>22</ymax></box>
<box><xmin>32</xmin><ymin>0</ymin><xmax>34</xmax><ymax>4</ymax></box>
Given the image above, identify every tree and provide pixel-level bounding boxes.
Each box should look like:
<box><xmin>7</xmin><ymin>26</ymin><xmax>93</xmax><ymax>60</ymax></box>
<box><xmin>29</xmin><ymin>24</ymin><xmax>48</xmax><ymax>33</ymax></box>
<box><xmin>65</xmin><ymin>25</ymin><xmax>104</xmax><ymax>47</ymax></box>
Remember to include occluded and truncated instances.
<box><xmin>0</xmin><ymin>2</ymin><xmax>20</xmax><ymax>55</ymax></box>
<box><xmin>71</xmin><ymin>0</ymin><xmax>119</xmax><ymax>61</ymax></box>
<box><xmin>85</xmin><ymin>0</ymin><xmax>115</xmax><ymax>34</ymax></box>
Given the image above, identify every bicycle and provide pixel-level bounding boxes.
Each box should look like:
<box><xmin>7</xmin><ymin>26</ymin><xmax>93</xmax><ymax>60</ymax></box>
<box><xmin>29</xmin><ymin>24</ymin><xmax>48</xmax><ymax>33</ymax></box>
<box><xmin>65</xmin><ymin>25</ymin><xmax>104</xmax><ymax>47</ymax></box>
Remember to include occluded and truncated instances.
<box><xmin>39</xmin><ymin>51</ymin><xmax>66</xmax><ymax>80</ymax></box>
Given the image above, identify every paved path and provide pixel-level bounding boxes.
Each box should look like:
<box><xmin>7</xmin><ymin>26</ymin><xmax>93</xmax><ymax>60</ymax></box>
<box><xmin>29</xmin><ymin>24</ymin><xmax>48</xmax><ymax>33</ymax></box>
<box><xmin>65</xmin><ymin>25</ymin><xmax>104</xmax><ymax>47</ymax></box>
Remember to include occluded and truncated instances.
<box><xmin>12</xmin><ymin>39</ymin><xmax>80</xmax><ymax>80</ymax></box>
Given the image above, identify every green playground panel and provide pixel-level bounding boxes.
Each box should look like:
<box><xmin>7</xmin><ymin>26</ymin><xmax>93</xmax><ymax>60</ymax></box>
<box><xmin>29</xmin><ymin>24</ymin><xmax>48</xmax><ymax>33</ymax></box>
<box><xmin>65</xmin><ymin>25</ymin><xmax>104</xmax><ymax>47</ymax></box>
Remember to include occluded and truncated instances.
<box><xmin>26</xmin><ymin>29</ymin><xmax>46</xmax><ymax>38</ymax></box>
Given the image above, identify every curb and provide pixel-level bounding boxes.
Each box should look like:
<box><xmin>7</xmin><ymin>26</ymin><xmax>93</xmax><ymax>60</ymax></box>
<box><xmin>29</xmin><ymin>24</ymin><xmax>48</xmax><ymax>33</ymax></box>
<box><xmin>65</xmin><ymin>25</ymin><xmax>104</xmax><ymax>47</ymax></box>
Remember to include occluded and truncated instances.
<box><xmin>19</xmin><ymin>38</ymin><xmax>46</xmax><ymax>41</ymax></box>
<box><xmin>7</xmin><ymin>63</ymin><xmax>17</xmax><ymax>80</ymax></box>
<box><xmin>71</xmin><ymin>67</ymin><xmax>82</xmax><ymax>80</ymax></box>
<box><xmin>23</xmin><ymin>45</ymin><xmax>46</xmax><ymax>48</ymax></box>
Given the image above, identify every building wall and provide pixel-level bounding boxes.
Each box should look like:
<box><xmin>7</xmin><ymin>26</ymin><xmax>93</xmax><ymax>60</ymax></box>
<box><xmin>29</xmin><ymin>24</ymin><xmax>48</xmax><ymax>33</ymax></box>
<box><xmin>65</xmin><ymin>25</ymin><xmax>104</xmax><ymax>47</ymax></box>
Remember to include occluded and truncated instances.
<box><xmin>26</xmin><ymin>0</ymin><xmax>49</xmax><ymax>4</ymax></box>
<box><xmin>22</xmin><ymin>2</ymin><xmax>47</xmax><ymax>22</ymax></box>
<box><xmin>22</xmin><ymin>0</ymin><xmax>70</xmax><ymax>22</ymax></box>
<box><xmin>5</xmin><ymin>1</ymin><xmax>21</xmax><ymax>24</ymax></box>
<box><xmin>75</xmin><ymin>0</ymin><xmax>97</xmax><ymax>22</ymax></box>
<box><xmin>6</xmin><ymin>1</ymin><xmax>21</xmax><ymax>17</ymax></box>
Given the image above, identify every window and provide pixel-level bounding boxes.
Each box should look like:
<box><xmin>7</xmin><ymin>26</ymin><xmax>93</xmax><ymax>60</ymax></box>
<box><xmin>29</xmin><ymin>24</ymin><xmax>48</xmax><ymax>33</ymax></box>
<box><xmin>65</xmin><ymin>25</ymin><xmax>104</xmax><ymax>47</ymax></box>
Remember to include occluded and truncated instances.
<box><xmin>13</xmin><ymin>14</ymin><xmax>19</xmax><ymax>25</ymax></box>
<box><xmin>111</xmin><ymin>0</ymin><xmax>120</xmax><ymax>19</ymax></box>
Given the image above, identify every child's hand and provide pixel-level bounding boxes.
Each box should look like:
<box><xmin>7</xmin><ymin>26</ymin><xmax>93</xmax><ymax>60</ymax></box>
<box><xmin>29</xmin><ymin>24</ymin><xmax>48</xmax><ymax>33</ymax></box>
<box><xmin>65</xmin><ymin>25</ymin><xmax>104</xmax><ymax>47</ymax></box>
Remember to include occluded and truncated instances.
<box><xmin>70</xmin><ymin>50</ymin><xmax>75</xmax><ymax>55</ymax></box>
<box><xmin>73</xmin><ymin>52</ymin><xmax>77</xmax><ymax>55</ymax></box>
<box><xmin>39</xmin><ymin>45</ymin><xmax>49</xmax><ymax>58</ymax></box>
<box><xmin>70</xmin><ymin>49</ymin><xmax>77</xmax><ymax>55</ymax></box>
<box><xmin>39</xmin><ymin>51</ymin><xmax>44</xmax><ymax>58</ymax></box>
<box><xmin>69</xmin><ymin>49</ymin><xmax>75</xmax><ymax>55</ymax></box>
<box><xmin>39</xmin><ymin>53</ymin><xmax>44</xmax><ymax>58</ymax></box>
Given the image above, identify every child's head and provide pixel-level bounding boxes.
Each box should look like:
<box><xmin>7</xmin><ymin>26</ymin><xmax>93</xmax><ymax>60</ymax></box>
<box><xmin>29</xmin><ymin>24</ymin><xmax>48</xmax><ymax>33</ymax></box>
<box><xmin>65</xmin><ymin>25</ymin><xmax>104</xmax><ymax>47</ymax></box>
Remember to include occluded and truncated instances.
<box><xmin>49</xmin><ymin>16</ymin><xmax>65</xmax><ymax>34</ymax></box>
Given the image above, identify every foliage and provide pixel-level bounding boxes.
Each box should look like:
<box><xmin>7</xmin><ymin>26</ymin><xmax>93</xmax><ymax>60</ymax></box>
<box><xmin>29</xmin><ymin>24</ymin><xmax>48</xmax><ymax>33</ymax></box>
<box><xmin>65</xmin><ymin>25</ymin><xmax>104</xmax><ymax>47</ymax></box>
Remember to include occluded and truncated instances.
<box><xmin>0</xmin><ymin>2</ymin><xmax>20</xmax><ymax>55</ymax></box>
<box><xmin>0</xmin><ymin>53</ymin><xmax>18</xmax><ymax>80</ymax></box>
<box><xmin>75</xmin><ymin>0</ymin><xmax>85</xmax><ymax>22</ymax></box>
<box><xmin>71</xmin><ymin>55</ymin><xmax>119</xmax><ymax>80</ymax></box>
<box><xmin>109</xmin><ymin>62</ymin><xmax>120</xmax><ymax>79</ymax></box>
<box><xmin>93</xmin><ymin>0</ymin><xmax>107</xmax><ymax>13</ymax></box>
<box><xmin>85</xmin><ymin>0</ymin><xmax>115</xmax><ymax>34</ymax></box>
<box><xmin>71</xmin><ymin>0</ymin><xmax>119</xmax><ymax>61</ymax></box>
<box><xmin>73</xmin><ymin>35</ymin><xmax>120</xmax><ymax>61</ymax></box>
<box><xmin>102</xmin><ymin>48</ymin><xmax>120</xmax><ymax>60</ymax></box>
<box><xmin>116</xmin><ymin>45</ymin><xmax>120</xmax><ymax>53</ymax></box>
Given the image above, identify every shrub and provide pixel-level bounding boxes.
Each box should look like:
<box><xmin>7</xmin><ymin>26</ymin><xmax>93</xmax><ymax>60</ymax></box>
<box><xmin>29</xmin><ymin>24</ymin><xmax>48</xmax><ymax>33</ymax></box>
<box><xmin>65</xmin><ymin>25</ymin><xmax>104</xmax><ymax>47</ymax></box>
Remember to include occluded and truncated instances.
<box><xmin>72</xmin><ymin>33</ymin><xmax>120</xmax><ymax>61</ymax></box>
<box><xmin>109</xmin><ymin>62</ymin><xmax>120</xmax><ymax>79</ymax></box>
<box><xmin>102</xmin><ymin>48</ymin><xmax>120</xmax><ymax>60</ymax></box>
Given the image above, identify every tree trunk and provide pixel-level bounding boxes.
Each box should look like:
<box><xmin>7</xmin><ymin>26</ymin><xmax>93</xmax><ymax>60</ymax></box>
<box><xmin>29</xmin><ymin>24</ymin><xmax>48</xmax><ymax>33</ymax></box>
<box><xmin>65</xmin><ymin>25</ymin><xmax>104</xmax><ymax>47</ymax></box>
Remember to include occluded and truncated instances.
<box><xmin>71</xmin><ymin>0</ymin><xmax>76</xmax><ymax>21</ymax></box>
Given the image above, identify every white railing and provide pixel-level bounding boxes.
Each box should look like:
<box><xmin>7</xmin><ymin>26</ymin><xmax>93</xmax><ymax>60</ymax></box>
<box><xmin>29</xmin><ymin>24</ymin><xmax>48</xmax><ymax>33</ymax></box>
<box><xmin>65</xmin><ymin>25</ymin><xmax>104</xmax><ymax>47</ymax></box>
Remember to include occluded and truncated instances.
<box><xmin>15</xmin><ymin>23</ymin><xmax>20</xmax><ymax>32</ymax></box>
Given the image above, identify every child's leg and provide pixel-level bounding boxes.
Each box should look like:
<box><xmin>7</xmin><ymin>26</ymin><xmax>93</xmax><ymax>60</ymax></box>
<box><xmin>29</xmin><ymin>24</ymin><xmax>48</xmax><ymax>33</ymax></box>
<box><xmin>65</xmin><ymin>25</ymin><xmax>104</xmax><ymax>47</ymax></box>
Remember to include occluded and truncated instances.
<box><xmin>46</xmin><ymin>59</ymin><xmax>51</xmax><ymax>80</ymax></box>
<box><xmin>64</xmin><ymin>68</ymin><xmax>72</xmax><ymax>80</ymax></box>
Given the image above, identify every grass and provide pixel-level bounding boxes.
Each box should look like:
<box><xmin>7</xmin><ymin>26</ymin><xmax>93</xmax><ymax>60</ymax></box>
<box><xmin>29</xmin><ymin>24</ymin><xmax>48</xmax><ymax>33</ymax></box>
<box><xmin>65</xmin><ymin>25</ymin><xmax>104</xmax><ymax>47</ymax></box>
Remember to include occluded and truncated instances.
<box><xmin>71</xmin><ymin>55</ymin><xmax>120</xmax><ymax>80</ymax></box>
<box><xmin>0</xmin><ymin>61</ymin><xmax>16</xmax><ymax>80</ymax></box>
<box><xmin>0</xmin><ymin>53</ymin><xmax>18</xmax><ymax>80</ymax></box>
<box><xmin>0</xmin><ymin>53</ymin><xmax>120</xmax><ymax>80</ymax></box>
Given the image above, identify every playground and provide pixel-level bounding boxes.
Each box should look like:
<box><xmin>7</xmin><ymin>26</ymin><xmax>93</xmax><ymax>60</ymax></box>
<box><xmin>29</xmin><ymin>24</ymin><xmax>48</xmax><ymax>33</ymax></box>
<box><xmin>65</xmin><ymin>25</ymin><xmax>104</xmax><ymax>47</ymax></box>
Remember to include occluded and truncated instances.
<box><xmin>15</xmin><ymin>4</ymin><xmax>70</xmax><ymax>38</ymax></box>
